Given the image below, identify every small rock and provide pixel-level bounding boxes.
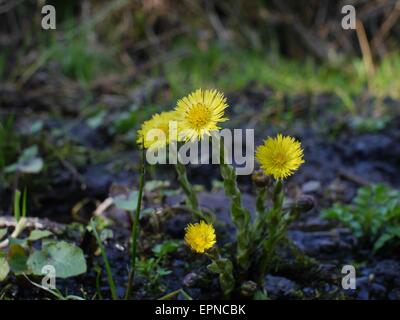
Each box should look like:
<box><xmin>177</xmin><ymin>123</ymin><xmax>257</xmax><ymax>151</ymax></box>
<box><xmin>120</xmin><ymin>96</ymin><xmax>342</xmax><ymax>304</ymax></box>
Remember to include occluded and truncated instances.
<box><xmin>240</xmin><ymin>281</ymin><xmax>258</xmax><ymax>297</ymax></box>
<box><xmin>373</xmin><ymin>260</ymin><xmax>400</xmax><ymax>279</ymax></box>
<box><xmin>357</xmin><ymin>288</ymin><xmax>369</xmax><ymax>300</ymax></box>
<box><xmin>302</xmin><ymin>181</ymin><xmax>321</xmax><ymax>194</ymax></box>
<box><xmin>388</xmin><ymin>289</ymin><xmax>400</xmax><ymax>300</ymax></box>
<box><xmin>302</xmin><ymin>287</ymin><xmax>315</xmax><ymax>297</ymax></box>
<box><xmin>264</xmin><ymin>275</ymin><xmax>299</xmax><ymax>298</ymax></box>
<box><xmin>370</xmin><ymin>283</ymin><xmax>387</xmax><ymax>299</ymax></box>
<box><xmin>183</xmin><ymin>272</ymin><xmax>201</xmax><ymax>287</ymax></box>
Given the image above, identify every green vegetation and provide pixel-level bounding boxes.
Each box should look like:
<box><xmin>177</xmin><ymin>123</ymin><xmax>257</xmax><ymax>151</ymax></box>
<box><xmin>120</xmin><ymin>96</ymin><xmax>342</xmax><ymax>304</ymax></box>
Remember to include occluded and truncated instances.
<box><xmin>137</xmin><ymin>240</ymin><xmax>180</xmax><ymax>291</ymax></box>
<box><xmin>322</xmin><ymin>184</ymin><xmax>400</xmax><ymax>252</ymax></box>
<box><xmin>163</xmin><ymin>43</ymin><xmax>400</xmax><ymax>110</ymax></box>
<box><xmin>0</xmin><ymin>226</ymin><xmax>86</xmax><ymax>281</ymax></box>
<box><xmin>89</xmin><ymin>219</ymin><xmax>117</xmax><ymax>300</ymax></box>
<box><xmin>1</xmin><ymin>0</ymin><xmax>399</xmax><ymax>301</ymax></box>
<box><xmin>49</xmin><ymin>31</ymin><xmax>114</xmax><ymax>86</ymax></box>
<box><xmin>13</xmin><ymin>189</ymin><xmax>27</xmax><ymax>223</ymax></box>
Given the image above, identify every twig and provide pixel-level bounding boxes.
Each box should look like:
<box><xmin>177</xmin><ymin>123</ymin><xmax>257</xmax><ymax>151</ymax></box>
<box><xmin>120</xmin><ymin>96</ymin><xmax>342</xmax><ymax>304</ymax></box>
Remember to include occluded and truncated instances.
<box><xmin>355</xmin><ymin>19</ymin><xmax>375</xmax><ymax>83</ymax></box>
<box><xmin>338</xmin><ymin>169</ymin><xmax>371</xmax><ymax>187</ymax></box>
<box><xmin>371</xmin><ymin>1</ymin><xmax>400</xmax><ymax>57</ymax></box>
<box><xmin>0</xmin><ymin>217</ymin><xmax>27</xmax><ymax>249</ymax></box>
<box><xmin>93</xmin><ymin>197</ymin><xmax>114</xmax><ymax>217</ymax></box>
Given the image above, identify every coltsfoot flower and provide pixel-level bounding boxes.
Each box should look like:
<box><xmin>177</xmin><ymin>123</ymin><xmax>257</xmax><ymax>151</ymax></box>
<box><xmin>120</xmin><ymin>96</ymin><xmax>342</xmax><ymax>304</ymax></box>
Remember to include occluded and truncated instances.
<box><xmin>136</xmin><ymin>111</ymin><xmax>179</xmax><ymax>150</ymax></box>
<box><xmin>184</xmin><ymin>221</ymin><xmax>216</xmax><ymax>253</ymax></box>
<box><xmin>175</xmin><ymin>89</ymin><xmax>228</xmax><ymax>141</ymax></box>
<box><xmin>256</xmin><ymin>134</ymin><xmax>304</xmax><ymax>180</ymax></box>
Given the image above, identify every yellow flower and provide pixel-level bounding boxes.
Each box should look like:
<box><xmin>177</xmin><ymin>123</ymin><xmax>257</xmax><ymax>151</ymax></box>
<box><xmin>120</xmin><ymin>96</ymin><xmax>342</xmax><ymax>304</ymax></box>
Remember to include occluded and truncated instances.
<box><xmin>184</xmin><ymin>221</ymin><xmax>216</xmax><ymax>253</ymax></box>
<box><xmin>175</xmin><ymin>89</ymin><xmax>228</xmax><ymax>141</ymax></box>
<box><xmin>256</xmin><ymin>134</ymin><xmax>304</xmax><ymax>180</ymax></box>
<box><xmin>136</xmin><ymin>111</ymin><xmax>179</xmax><ymax>150</ymax></box>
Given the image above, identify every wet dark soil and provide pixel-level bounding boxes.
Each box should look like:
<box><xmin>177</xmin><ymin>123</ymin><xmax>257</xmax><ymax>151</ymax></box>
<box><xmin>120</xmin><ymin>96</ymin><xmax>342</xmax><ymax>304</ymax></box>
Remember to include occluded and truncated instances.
<box><xmin>1</xmin><ymin>84</ymin><xmax>400</xmax><ymax>299</ymax></box>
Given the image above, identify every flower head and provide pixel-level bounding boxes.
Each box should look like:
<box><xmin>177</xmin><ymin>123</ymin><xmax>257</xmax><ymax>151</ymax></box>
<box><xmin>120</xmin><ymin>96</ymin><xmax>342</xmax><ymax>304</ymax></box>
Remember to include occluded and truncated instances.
<box><xmin>175</xmin><ymin>89</ymin><xmax>228</xmax><ymax>141</ymax></box>
<box><xmin>184</xmin><ymin>221</ymin><xmax>216</xmax><ymax>253</ymax></box>
<box><xmin>256</xmin><ymin>134</ymin><xmax>304</xmax><ymax>180</ymax></box>
<box><xmin>136</xmin><ymin>111</ymin><xmax>179</xmax><ymax>150</ymax></box>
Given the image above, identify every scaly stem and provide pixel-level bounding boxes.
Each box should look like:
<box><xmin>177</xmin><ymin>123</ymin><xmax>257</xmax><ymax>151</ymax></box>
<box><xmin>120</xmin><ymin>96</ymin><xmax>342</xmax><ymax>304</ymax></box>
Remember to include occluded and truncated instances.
<box><xmin>175</xmin><ymin>161</ymin><xmax>206</xmax><ymax>221</ymax></box>
<box><xmin>206</xmin><ymin>249</ymin><xmax>235</xmax><ymax>299</ymax></box>
<box><xmin>257</xmin><ymin>180</ymin><xmax>284</xmax><ymax>286</ymax></box>
<box><xmin>253</xmin><ymin>185</ymin><xmax>267</xmax><ymax>241</ymax></box>
<box><xmin>125</xmin><ymin>145</ymin><xmax>146</xmax><ymax>299</ymax></box>
<box><xmin>219</xmin><ymin>143</ymin><xmax>251</xmax><ymax>271</ymax></box>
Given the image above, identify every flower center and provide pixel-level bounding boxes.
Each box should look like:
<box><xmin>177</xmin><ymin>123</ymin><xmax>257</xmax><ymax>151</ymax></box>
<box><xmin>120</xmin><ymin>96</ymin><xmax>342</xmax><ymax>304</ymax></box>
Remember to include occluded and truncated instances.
<box><xmin>273</xmin><ymin>152</ymin><xmax>288</xmax><ymax>166</ymax></box>
<box><xmin>186</xmin><ymin>103</ymin><xmax>212</xmax><ymax>130</ymax></box>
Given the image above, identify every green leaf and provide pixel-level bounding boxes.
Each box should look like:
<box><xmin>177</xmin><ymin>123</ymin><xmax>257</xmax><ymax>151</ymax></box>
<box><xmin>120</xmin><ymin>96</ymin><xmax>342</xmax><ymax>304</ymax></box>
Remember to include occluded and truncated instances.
<box><xmin>152</xmin><ymin>240</ymin><xmax>180</xmax><ymax>257</ymax></box>
<box><xmin>99</xmin><ymin>229</ymin><xmax>113</xmax><ymax>242</ymax></box>
<box><xmin>27</xmin><ymin>230</ymin><xmax>53</xmax><ymax>241</ymax></box>
<box><xmin>27</xmin><ymin>241</ymin><xmax>87</xmax><ymax>279</ymax></box>
<box><xmin>4</xmin><ymin>145</ymin><xmax>43</xmax><ymax>174</ymax></box>
<box><xmin>254</xmin><ymin>290</ymin><xmax>269</xmax><ymax>300</ymax></box>
<box><xmin>373</xmin><ymin>226</ymin><xmax>400</xmax><ymax>252</ymax></box>
<box><xmin>20</xmin><ymin>145</ymin><xmax>39</xmax><ymax>159</ymax></box>
<box><xmin>8</xmin><ymin>243</ymin><xmax>28</xmax><ymax>274</ymax></box>
<box><xmin>157</xmin><ymin>268</ymin><xmax>172</xmax><ymax>276</ymax></box>
<box><xmin>13</xmin><ymin>189</ymin><xmax>21</xmax><ymax>221</ymax></box>
<box><xmin>87</xmin><ymin>110</ymin><xmax>107</xmax><ymax>129</ymax></box>
<box><xmin>207</xmin><ymin>261</ymin><xmax>221</xmax><ymax>273</ymax></box>
<box><xmin>0</xmin><ymin>228</ymin><xmax>7</xmax><ymax>241</ymax></box>
<box><xmin>0</xmin><ymin>254</ymin><xmax>10</xmax><ymax>281</ymax></box>
<box><xmin>113</xmin><ymin>191</ymin><xmax>139</xmax><ymax>211</ymax></box>
<box><xmin>18</xmin><ymin>157</ymin><xmax>43</xmax><ymax>173</ymax></box>
<box><xmin>8</xmin><ymin>237</ymin><xmax>28</xmax><ymax>248</ymax></box>
<box><xmin>145</xmin><ymin>180</ymin><xmax>170</xmax><ymax>192</ymax></box>
<box><xmin>321</xmin><ymin>184</ymin><xmax>400</xmax><ymax>243</ymax></box>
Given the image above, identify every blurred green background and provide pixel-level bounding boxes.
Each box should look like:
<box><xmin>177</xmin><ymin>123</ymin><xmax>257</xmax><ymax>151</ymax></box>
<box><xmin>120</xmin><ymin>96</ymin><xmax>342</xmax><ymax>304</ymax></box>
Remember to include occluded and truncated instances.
<box><xmin>1</xmin><ymin>0</ymin><xmax>399</xmax><ymax>102</ymax></box>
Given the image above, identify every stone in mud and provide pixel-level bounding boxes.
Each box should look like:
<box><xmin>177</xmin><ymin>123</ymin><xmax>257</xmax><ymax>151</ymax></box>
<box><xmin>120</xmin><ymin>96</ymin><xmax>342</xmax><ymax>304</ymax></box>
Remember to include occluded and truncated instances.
<box><xmin>289</xmin><ymin>228</ymin><xmax>356</xmax><ymax>256</ymax></box>
<box><xmin>294</xmin><ymin>216</ymin><xmax>336</xmax><ymax>232</ymax></box>
<box><xmin>183</xmin><ymin>272</ymin><xmax>201</xmax><ymax>287</ymax></box>
<box><xmin>264</xmin><ymin>275</ymin><xmax>300</xmax><ymax>299</ymax></box>
<box><xmin>352</xmin><ymin>276</ymin><xmax>387</xmax><ymax>300</ymax></box>
<box><xmin>302</xmin><ymin>181</ymin><xmax>321</xmax><ymax>194</ymax></box>
<box><xmin>348</xmin><ymin>133</ymin><xmax>399</xmax><ymax>161</ymax></box>
<box><xmin>388</xmin><ymin>289</ymin><xmax>400</xmax><ymax>300</ymax></box>
<box><xmin>370</xmin><ymin>283</ymin><xmax>387</xmax><ymax>299</ymax></box>
<box><xmin>373</xmin><ymin>260</ymin><xmax>400</xmax><ymax>280</ymax></box>
<box><xmin>69</xmin><ymin>122</ymin><xmax>106</xmax><ymax>148</ymax></box>
<box><xmin>84</xmin><ymin>164</ymin><xmax>115</xmax><ymax>196</ymax></box>
<box><xmin>302</xmin><ymin>287</ymin><xmax>315</xmax><ymax>297</ymax></box>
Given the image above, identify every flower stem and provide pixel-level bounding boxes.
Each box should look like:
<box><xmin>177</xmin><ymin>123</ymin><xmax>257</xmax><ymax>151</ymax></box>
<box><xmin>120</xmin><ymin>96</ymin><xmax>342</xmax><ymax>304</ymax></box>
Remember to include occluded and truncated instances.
<box><xmin>206</xmin><ymin>249</ymin><xmax>235</xmax><ymax>299</ymax></box>
<box><xmin>219</xmin><ymin>143</ymin><xmax>251</xmax><ymax>271</ymax></box>
<box><xmin>253</xmin><ymin>185</ymin><xmax>267</xmax><ymax>240</ymax></box>
<box><xmin>257</xmin><ymin>180</ymin><xmax>284</xmax><ymax>286</ymax></box>
<box><xmin>125</xmin><ymin>146</ymin><xmax>146</xmax><ymax>300</ymax></box>
<box><xmin>175</xmin><ymin>161</ymin><xmax>206</xmax><ymax>221</ymax></box>
<box><xmin>90</xmin><ymin>219</ymin><xmax>118</xmax><ymax>300</ymax></box>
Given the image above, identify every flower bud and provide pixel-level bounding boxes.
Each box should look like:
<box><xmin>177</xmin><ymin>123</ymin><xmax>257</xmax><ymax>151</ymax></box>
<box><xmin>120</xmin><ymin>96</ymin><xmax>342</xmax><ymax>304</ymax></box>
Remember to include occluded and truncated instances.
<box><xmin>294</xmin><ymin>195</ymin><xmax>315</xmax><ymax>212</ymax></box>
<box><xmin>240</xmin><ymin>280</ymin><xmax>258</xmax><ymax>297</ymax></box>
<box><xmin>252</xmin><ymin>170</ymin><xmax>272</xmax><ymax>188</ymax></box>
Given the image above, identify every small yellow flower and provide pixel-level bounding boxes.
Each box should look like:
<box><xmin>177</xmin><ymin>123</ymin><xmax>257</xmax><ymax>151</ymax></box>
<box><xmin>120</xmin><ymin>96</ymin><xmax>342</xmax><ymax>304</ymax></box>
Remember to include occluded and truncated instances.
<box><xmin>175</xmin><ymin>89</ymin><xmax>228</xmax><ymax>141</ymax></box>
<box><xmin>136</xmin><ymin>111</ymin><xmax>179</xmax><ymax>150</ymax></box>
<box><xmin>256</xmin><ymin>134</ymin><xmax>304</xmax><ymax>180</ymax></box>
<box><xmin>184</xmin><ymin>221</ymin><xmax>216</xmax><ymax>254</ymax></box>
